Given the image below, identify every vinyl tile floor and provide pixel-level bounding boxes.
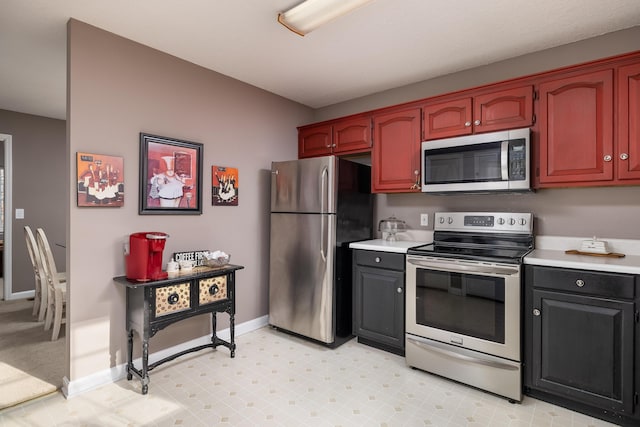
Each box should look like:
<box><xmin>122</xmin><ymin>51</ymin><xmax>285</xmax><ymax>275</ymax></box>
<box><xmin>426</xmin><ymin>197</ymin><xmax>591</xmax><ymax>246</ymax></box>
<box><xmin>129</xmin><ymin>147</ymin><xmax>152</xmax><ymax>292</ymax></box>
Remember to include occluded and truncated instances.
<box><xmin>0</xmin><ymin>327</ymin><xmax>619</xmax><ymax>427</ymax></box>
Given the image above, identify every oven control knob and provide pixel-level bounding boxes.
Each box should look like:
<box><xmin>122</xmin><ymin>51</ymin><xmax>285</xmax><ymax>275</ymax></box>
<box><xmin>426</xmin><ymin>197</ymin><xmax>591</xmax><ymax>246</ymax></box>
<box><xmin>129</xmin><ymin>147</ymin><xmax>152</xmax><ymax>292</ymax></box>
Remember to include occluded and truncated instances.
<box><xmin>447</xmin><ymin>217</ymin><xmax>453</xmax><ymax>224</ymax></box>
<box><xmin>508</xmin><ymin>218</ymin><xmax>516</xmax><ymax>225</ymax></box>
<box><xmin>439</xmin><ymin>217</ymin><xmax>445</xmax><ymax>224</ymax></box>
<box><xmin>497</xmin><ymin>218</ymin><xmax>505</xmax><ymax>225</ymax></box>
<box><xmin>518</xmin><ymin>218</ymin><xmax>527</xmax><ymax>226</ymax></box>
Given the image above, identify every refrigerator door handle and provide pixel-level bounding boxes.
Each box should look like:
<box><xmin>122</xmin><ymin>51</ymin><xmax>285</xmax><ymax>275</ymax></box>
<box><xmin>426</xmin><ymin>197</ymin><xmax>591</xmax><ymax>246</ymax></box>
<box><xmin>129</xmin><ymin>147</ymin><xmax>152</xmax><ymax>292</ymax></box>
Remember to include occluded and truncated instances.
<box><xmin>320</xmin><ymin>166</ymin><xmax>328</xmax><ymax>261</ymax></box>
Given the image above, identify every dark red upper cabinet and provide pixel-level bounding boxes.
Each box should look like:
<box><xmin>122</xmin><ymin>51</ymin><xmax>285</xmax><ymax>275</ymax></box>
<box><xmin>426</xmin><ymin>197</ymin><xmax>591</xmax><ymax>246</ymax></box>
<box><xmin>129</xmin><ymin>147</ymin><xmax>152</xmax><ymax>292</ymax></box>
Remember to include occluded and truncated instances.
<box><xmin>298</xmin><ymin>123</ymin><xmax>332</xmax><ymax>158</ymax></box>
<box><xmin>538</xmin><ymin>69</ymin><xmax>614</xmax><ymax>185</ymax></box>
<box><xmin>473</xmin><ymin>86</ymin><xmax>534</xmax><ymax>133</ymax></box>
<box><xmin>618</xmin><ymin>63</ymin><xmax>640</xmax><ymax>181</ymax></box>
<box><xmin>422</xmin><ymin>98</ymin><xmax>472</xmax><ymax>140</ymax></box>
<box><xmin>333</xmin><ymin>116</ymin><xmax>372</xmax><ymax>154</ymax></box>
<box><xmin>372</xmin><ymin>108</ymin><xmax>422</xmax><ymax>193</ymax></box>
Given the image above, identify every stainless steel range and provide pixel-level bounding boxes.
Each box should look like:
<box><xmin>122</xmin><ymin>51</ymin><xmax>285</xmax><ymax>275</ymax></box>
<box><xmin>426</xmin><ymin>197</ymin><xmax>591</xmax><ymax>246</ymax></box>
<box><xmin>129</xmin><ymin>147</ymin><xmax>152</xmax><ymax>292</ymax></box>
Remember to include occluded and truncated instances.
<box><xmin>405</xmin><ymin>212</ymin><xmax>533</xmax><ymax>402</ymax></box>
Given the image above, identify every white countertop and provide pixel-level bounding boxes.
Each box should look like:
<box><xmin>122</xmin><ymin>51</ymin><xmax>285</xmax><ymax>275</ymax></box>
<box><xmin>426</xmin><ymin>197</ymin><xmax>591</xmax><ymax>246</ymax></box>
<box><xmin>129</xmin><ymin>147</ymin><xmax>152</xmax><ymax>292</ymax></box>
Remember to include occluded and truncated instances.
<box><xmin>525</xmin><ymin>236</ymin><xmax>640</xmax><ymax>274</ymax></box>
<box><xmin>349</xmin><ymin>239</ymin><xmax>428</xmax><ymax>254</ymax></box>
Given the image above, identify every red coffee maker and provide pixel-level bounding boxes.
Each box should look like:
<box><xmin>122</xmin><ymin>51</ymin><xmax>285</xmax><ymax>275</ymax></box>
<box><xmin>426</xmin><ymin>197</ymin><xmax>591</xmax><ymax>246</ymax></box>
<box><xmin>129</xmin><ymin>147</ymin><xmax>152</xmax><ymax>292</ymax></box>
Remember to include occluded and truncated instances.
<box><xmin>125</xmin><ymin>232</ymin><xmax>169</xmax><ymax>281</ymax></box>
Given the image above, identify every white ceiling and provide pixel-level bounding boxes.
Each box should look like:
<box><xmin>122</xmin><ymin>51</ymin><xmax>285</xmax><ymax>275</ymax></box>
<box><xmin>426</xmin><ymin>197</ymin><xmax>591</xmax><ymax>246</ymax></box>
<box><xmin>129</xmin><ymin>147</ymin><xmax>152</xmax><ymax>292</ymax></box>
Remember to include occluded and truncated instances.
<box><xmin>2</xmin><ymin>0</ymin><xmax>640</xmax><ymax>120</ymax></box>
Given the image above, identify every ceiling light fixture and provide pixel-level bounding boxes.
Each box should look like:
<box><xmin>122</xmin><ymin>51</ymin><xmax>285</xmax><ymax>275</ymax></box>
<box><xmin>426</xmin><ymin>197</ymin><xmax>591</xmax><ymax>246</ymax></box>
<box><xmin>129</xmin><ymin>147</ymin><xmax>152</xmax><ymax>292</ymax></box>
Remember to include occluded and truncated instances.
<box><xmin>278</xmin><ymin>0</ymin><xmax>374</xmax><ymax>36</ymax></box>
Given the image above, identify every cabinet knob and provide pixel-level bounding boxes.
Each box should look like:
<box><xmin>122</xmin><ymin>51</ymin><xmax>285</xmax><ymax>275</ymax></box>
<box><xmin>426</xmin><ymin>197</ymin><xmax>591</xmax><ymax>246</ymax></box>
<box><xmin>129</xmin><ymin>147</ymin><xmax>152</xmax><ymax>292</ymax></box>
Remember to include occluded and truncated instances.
<box><xmin>326</xmin><ymin>144</ymin><xmax>332</xmax><ymax>148</ymax></box>
<box><xmin>332</xmin><ymin>144</ymin><xmax>336</xmax><ymax>148</ymax></box>
<box><xmin>576</xmin><ymin>279</ymin><xmax>585</xmax><ymax>287</ymax></box>
<box><xmin>397</xmin><ymin>287</ymin><xmax>403</xmax><ymax>294</ymax></box>
<box><xmin>620</xmin><ymin>153</ymin><xmax>629</xmax><ymax>160</ymax></box>
<box><xmin>375</xmin><ymin>257</ymin><xmax>381</xmax><ymax>263</ymax></box>
<box><xmin>209</xmin><ymin>284</ymin><xmax>219</xmax><ymax>295</ymax></box>
<box><xmin>464</xmin><ymin>121</ymin><xmax>471</xmax><ymax>127</ymax></box>
<box><xmin>604</xmin><ymin>155</ymin><xmax>612</xmax><ymax>162</ymax></box>
<box><xmin>167</xmin><ymin>293</ymin><xmax>180</xmax><ymax>305</ymax></box>
<box><xmin>474</xmin><ymin>119</ymin><xmax>481</xmax><ymax>126</ymax></box>
<box><xmin>533</xmin><ymin>308</ymin><xmax>540</xmax><ymax>316</ymax></box>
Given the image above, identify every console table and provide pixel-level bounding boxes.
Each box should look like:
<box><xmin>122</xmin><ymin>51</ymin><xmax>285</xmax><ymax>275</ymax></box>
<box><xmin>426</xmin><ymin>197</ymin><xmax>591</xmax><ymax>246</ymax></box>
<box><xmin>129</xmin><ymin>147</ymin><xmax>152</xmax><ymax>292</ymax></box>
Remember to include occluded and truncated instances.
<box><xmin>114</xmin><ymin>264</ymin><xmax>243</xmax><ymax>394</ymax></box>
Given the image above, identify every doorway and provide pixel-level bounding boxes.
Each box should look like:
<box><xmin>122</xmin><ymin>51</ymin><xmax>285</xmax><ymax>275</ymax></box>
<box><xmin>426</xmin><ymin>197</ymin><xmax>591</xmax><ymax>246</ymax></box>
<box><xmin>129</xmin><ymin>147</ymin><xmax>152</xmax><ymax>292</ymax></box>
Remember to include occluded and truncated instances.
<box><xmin>0</xmin><ymin>133</ymin><xmax>12</xmax><ymax>301</ymax></box>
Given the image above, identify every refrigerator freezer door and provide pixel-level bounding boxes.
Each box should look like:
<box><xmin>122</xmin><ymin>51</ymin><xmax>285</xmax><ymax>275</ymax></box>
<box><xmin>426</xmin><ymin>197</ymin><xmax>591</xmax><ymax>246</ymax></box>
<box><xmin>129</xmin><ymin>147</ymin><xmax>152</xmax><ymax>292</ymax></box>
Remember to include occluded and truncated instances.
<box><xmin>271</xmin><ymin>156</ymin><xmax>336</xmax><ymax>214</ymax></box>
<box><xmin>269</xmin><ymin>212</ymin><xmax>336</xmax><ymax>343</ymax></box>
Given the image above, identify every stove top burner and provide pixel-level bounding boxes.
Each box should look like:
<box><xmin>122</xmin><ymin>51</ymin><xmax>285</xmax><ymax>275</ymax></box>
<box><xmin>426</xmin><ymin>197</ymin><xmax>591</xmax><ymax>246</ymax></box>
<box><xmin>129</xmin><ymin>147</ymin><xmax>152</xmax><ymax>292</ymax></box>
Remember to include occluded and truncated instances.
<box><xmin>407</xmin><ymin>242</ymin><xmax>532</xmax><ymax>264</ymax></box>
<box><xmin>407</xmin><ymin>211</ymin><xmax>535</xmax><ymax>264</ymax></box>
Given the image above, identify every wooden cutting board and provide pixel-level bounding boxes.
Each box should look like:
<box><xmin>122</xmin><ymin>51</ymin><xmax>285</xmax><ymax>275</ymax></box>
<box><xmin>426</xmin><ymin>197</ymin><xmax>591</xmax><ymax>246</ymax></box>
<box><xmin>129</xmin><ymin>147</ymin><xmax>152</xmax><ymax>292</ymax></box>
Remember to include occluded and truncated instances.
<box><xmin>564</xmin><ymin>249</ymin><xmax>625</xmax><ymax>258</ymax></box>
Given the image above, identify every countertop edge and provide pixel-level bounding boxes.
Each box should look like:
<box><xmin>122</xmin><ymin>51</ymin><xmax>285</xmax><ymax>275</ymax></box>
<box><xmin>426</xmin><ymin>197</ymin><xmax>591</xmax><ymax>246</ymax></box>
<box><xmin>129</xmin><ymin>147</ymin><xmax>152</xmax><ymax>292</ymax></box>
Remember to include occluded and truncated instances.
<box><xmin>524</xmin><ymin>249</ymin><xmax>640</xmax><ymax>274</ymax></box>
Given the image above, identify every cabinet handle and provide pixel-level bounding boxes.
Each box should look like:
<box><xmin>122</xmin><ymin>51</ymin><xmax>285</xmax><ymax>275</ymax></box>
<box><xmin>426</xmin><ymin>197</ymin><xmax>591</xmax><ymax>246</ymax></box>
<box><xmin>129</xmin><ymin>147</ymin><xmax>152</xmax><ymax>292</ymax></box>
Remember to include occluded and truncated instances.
<box><xmin>375</xmin><ymin>257</ymin><xmax>381</xmax><ymax>263</ymax></box>
<box><xmin>533</xmin><ymin>308</ymin><xmax>540</xmax><ymax>316</ymax></box>
<box><xmin>474</xmin><ymin>119</ymin><xmax>481</xmax><ymax>126</ymax></box>
<box><xmin>576</xmin><ymin>279</ymin><xmax>585</xmax><ymax>287</ymax></box>
<box><xmin>620</xmin><ymin>153</ymin><xmax>629</xmax><ymax>160</ymax></box>
<box><xmin>397</xmin><ymin>287</ymin><xmax>403</xmax><ymax>294</ymax></box>
<box><xmin>167</xmin><ymin>293</ymin><xmax>180</xmax><ymax>305</ymax></box>
<box><xmin>209</xmin><ymin>284</ymin><xmax>219</xmax><ymax>295</ymax></box>
<box><xmin>604</xmin><ymin>155</ymin><xmax>612</xmax><ymax>162</ymax></box>
<box><xmin>464</xmin><ymin>121</ymin><xmax>471</xmax><ymax>127</ymax></box>
<box><xmin>410</xmin><ymin>169</ymin><xmax>420</xmax><ymax>190</ymax></box>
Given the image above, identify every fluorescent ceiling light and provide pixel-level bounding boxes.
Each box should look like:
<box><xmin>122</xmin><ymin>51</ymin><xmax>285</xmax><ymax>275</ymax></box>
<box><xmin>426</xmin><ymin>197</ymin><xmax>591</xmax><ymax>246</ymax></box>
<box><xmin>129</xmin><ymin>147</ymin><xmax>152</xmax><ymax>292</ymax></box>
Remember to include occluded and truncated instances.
<box><xmin>278</xmin><ymin>0</ymin><xmax>374</xmax><ymax>36</ymax></box>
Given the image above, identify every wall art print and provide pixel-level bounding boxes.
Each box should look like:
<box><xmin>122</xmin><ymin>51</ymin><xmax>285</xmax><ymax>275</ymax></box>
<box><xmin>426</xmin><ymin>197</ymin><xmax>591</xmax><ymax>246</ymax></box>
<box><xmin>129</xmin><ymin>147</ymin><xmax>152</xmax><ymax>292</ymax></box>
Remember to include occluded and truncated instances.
<box><xmin>76</xmin><ymin>152</ymin><xmax>124</xmax><ymax>207</ymax></box>
<box><xmin>139</xmin><ymin>133</ymin><xmax>203</xmax><ymax>215</ymax></box>
<box><xmin>212</xmin><ymin>166</ymin><xmax>238</xmax><ymax>206</ymax></box>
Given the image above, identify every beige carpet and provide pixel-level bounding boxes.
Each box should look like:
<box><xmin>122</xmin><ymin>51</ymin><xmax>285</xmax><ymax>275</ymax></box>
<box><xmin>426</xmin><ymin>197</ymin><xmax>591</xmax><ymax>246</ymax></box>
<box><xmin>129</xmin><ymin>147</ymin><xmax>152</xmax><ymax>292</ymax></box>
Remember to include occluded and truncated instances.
<box><xmin>0</xmin><ymin>299</ymin><xmax>64</xmax><ymax>409</ymax></box>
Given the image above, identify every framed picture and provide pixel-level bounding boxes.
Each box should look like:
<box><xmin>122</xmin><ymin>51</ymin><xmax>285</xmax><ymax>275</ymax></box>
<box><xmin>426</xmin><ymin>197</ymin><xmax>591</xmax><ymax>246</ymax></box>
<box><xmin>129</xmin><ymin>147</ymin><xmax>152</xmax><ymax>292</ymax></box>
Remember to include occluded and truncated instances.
<box><xmin>139</xmin><ymin>133</ymin><xmax>203</xmax><ymax>215</ymax></box>
<box><xmin>212</xmin><ymin>166</ymin><xmax>239</xmax><ymax>206</ymax></box>
<box><xmin>76</xmin><ymin>152</ymin><xmax>124</xmax><ymax>207</ymax></box>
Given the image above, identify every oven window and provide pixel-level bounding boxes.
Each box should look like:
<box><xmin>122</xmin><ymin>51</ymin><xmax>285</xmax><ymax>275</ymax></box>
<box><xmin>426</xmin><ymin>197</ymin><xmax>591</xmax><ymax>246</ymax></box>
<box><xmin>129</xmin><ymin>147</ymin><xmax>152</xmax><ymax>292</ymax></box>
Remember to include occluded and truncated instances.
<box><xmin>424</xmin><ymin>141</ymin><xmax>502</xmax><ymax>184</ymax></box>
<box><xmin>415</xmin><ymin>268</ymin><xmax>505</xmax><ymax>343</ymax></box>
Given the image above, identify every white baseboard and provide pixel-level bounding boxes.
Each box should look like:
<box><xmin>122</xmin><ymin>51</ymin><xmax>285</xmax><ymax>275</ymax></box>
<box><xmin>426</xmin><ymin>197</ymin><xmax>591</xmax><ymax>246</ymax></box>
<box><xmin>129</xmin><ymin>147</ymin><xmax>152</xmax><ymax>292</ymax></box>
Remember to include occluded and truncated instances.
<box><xmin>62</xmin><ymin>315</ymin><xmax>269</xmax><ymax>398</ymax></box>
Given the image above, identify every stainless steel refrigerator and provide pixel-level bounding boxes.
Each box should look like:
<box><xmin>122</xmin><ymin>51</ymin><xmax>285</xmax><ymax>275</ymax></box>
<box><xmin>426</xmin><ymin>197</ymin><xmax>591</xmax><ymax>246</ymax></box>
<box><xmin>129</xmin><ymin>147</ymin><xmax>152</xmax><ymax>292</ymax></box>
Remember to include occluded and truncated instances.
<box><xmin>269</xmin><ymin>155</ymin><xmax>373</xmax><ymax>347</ymax></box>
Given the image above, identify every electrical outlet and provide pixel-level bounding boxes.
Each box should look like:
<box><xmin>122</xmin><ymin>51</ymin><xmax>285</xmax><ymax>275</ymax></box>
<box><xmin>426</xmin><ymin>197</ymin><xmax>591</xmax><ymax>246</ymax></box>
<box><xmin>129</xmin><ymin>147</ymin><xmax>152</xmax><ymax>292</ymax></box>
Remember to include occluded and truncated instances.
<box><xmin>420</xmin><ymin>213</ymin><xmax>429</xmax><ymax>226</ymax></box>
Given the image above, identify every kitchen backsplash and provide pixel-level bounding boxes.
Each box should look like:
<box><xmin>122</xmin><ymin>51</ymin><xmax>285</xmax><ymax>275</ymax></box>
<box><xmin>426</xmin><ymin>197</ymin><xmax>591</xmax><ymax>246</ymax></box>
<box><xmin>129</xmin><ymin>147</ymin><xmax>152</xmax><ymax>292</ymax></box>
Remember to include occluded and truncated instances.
<box><xmin>375</xmin><ymin>185</ymin><xmax>640</xmax><ymax>240</ymax></box>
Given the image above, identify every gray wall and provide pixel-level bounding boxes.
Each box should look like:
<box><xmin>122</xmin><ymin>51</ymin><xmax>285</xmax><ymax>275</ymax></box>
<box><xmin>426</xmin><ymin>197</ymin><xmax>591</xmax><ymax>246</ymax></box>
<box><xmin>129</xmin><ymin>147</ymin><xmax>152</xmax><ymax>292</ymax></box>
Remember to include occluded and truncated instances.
<box><xmin>67</xmin><ymin>19</ymin><xmax>312</xmax><ymax>380</ymax></box>
<box><xmin>0</xmin><ymin>109</ymin><xmax>66</xmax><ymax>293</ymax></box>
<box><xmin>313</xmin><ymin>26</ymin><xmax>640</xmax><ymax>239</ymax></box>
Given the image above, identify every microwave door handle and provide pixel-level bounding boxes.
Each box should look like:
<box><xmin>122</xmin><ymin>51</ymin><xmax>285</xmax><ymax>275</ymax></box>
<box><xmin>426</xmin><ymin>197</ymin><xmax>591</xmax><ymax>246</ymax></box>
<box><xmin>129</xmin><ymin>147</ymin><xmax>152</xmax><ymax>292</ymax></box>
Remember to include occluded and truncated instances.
<box><xmin>501</xmin><ymin>140</ymin><xmax>509</xmax><ymax>180</ymax></box>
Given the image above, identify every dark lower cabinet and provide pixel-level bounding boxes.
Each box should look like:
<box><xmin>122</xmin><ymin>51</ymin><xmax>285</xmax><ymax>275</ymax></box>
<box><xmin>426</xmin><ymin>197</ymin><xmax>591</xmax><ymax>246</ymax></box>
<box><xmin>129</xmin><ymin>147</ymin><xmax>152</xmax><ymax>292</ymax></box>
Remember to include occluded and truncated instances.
<box><xmin>524</xmin><ymin>265</ymin><xmax>640</xmax><ymax>426</ymax></box>
<box><xmin>353</xmin><ymin>250</ymin><xmax>405</xmax><ymax>355</ymax></box>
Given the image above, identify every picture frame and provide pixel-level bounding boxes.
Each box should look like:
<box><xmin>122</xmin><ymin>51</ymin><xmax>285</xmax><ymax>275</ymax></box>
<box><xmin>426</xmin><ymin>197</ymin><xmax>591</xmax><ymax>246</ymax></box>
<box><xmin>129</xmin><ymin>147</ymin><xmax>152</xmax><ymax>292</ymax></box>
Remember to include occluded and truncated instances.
<box><xmin>212</xmin><ymin>165</ymin><xmax>239</xmax><ymax>206</ymax></box>
<box><xmin>139</xmin><ymin>133</ymin><xmax>203</xmax><ymax>215</ymax></box>
<box><xmin>76</xmin><ymin>152</ymin><xmax>124</xmax><ymax>207</ymax></box>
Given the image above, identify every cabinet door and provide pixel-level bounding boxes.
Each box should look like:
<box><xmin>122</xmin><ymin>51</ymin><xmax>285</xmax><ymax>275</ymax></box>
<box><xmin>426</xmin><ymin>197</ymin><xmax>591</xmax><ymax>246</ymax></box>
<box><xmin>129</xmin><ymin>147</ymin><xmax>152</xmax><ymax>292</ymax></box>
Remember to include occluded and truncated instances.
<box><xmin>333</xmin><ymin>116</ymin><xmax>372</xmax><ymax>154</ymax></box>
<box><xmin>473</xmin><ymin>86</ymin><xmax>533</xmax><ymax>133</ymax></box>
<box><xmin>618</xmin><ymin>63</ymin><xmax>640</xmax><ymax>180</ymax></box>
<box><xmin>372</xmin><ymin>108</ymin><xmax>422</xmax><ymax>193</ymax></box>
<box><xmin>422</xmin><ymin>98</ymin><xmax>472</xmax><ymax>140</ymax></box>
<box><xmin>354</xmin><ymin>264</ymin><xmax>404</xmax><ymax>352</ymax></box>
<box><xmin>531</xmin><ymin>289</ymin><xmax>634</xmax><ymax>414</ymax></box>
<box><xmin>298</xmin><ymin>124</ymin><xmax>332</xmax><ymax>158</ymax></box>
<box><xmin>538</xmin><ymin>70</ymin><xmax>614</xmax><ymax>185</ymax></box>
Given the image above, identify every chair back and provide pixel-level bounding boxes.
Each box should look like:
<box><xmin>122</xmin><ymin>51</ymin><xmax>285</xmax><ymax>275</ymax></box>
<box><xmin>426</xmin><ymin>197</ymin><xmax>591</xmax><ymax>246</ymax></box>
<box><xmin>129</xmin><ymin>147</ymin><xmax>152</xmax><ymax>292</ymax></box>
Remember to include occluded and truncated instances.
<box><xmin>36</xmin><ymin>228</ymin><xmax>61</xmax><ymax>287</ymax></box>
<box><xmin>24</xmin><ymin>225</ymin><xmax>47</xmax><ymax>320</ymax></box>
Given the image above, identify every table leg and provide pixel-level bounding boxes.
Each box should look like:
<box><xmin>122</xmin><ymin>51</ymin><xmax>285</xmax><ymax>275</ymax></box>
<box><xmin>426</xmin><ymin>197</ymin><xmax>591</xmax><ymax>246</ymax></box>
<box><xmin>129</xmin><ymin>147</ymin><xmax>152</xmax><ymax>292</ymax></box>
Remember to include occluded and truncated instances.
<box><xmin>142</xmin><ymin>339</ymin><xmax>149</xmax><ymax>395</ymax></box>
<box><xmin>230</xmin><ymin>310</ymin><xmax>236</xmax><ymax>358</ymax></box>
<box><xmin>211</xmin><ymin>312</ymin><xmax>217</xmax><ymax>344</ymax></box>
<box><xmin>127</xmin><ymin>330</ymin><xmax>133</xmax><ymax>380</ymax></box>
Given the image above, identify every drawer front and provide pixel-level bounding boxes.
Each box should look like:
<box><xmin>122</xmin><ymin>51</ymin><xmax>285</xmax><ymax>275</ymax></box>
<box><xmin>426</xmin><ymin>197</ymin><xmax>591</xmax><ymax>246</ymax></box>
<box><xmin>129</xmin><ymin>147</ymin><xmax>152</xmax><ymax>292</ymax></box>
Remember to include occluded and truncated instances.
<box><xmin>199</xmin><ymin>276</ymin><xmax>228</xmax><ymax>305</ymax></box>
<box><xmin>155</xmin><ymin>282</ymin><xmax>191</xmax><ymax>316</ymax></box>
<box><xmin>355</xmin><ymin>250</ymin><xmax>405</xmax><ymax>270</ymax></box>
<box><xmin>531</xmin><ymin>266</ymin><xmax>635</xmax><ymax>299</ymax></box>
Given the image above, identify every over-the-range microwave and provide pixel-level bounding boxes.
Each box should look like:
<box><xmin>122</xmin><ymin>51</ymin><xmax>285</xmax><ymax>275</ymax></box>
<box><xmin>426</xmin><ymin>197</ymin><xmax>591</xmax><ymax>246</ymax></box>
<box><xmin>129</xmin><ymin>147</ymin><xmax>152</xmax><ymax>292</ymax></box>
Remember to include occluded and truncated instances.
<box><xmin>421</xmin><ymin>127</ymin><xmax>530</xmax><ymax>193</ymax></box>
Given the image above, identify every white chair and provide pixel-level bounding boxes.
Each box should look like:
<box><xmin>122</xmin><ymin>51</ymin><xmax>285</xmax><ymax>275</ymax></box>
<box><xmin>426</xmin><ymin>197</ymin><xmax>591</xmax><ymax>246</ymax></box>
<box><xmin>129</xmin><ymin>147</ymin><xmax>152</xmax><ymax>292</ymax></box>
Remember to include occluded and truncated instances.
<box><xmin>36</xmin><ymin>227</ymin><xmax>67</xmax><ymax>341</ymax></box>
<box><xmin>24</xmin><ymin>225</ymin><xmax>47</xmax><ymax>321</ymax></box>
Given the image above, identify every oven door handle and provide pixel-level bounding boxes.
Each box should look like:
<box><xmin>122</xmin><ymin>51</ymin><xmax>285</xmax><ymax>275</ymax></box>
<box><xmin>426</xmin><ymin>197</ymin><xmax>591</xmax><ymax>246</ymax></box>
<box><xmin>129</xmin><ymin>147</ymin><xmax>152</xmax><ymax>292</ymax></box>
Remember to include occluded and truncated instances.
<box><xmin>407</xmin><ymin>258</ymin><xmax>519</xmax><ymax>276</ymax></box>
<box><xmin>407</xmin><ymin>336</ymin><xmax>519</xmax><ymax>371</ymax></box>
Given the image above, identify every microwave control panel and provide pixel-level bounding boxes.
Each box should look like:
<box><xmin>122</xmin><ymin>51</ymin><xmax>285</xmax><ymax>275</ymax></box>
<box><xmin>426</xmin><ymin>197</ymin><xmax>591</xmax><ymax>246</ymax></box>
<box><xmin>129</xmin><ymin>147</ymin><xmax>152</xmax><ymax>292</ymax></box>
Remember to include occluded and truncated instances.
<box><xmin>508</xmin><ymin>139</ymin><xmax>527</xmax><ymax>180</ymax></box>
